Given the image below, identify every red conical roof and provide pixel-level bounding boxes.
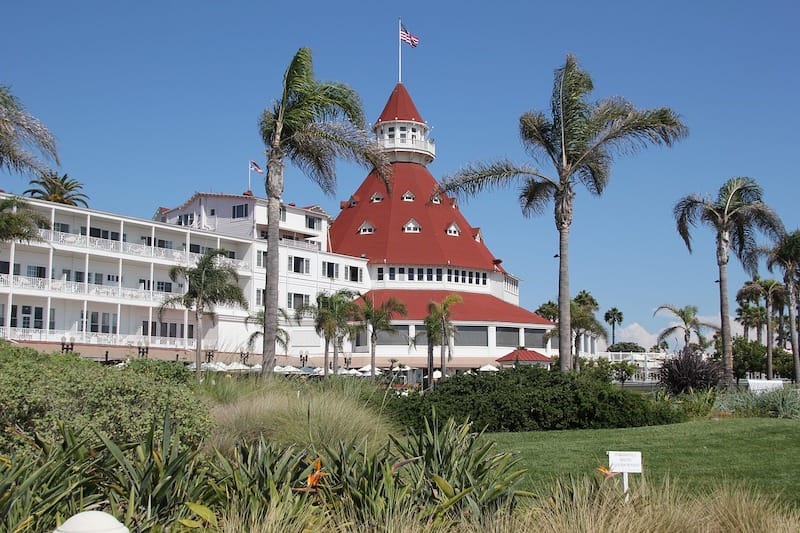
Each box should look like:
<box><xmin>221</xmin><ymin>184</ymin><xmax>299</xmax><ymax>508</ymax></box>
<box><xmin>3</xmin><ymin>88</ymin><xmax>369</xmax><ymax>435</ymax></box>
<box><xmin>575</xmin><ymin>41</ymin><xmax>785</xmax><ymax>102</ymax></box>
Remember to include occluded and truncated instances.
<box><xmin>376</xmin><ymin>83</ymin><xmax>425</xmax><ymax>124</ymax></box>
<box><xmin>329</xmin><ymin>162</ymin><xmax>503</xmax><ymax>271</ymax></box>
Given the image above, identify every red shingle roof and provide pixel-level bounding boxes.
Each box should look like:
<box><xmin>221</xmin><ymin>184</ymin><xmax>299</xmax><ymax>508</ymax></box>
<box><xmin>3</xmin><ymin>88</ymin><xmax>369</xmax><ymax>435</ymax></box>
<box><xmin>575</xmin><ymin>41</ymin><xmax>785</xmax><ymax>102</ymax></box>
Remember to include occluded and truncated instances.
<box><xmin>359</xmin><ymin>289</ymin><xmax>552</xmax><ymax>325</ymax></box>
<box><xmin>376</xmin><ymin>83</ymin><xmax>424</xmax><ymax>124</ymax></box>
<box><xmin>496</xmin><ymin>348</ymin><xmax>553</xmax><ymax>363</ymax></box>
<box><xmin>329</xmin><ymin>162</ymin><xmax>505</xmax><ymax>270</ymax></box>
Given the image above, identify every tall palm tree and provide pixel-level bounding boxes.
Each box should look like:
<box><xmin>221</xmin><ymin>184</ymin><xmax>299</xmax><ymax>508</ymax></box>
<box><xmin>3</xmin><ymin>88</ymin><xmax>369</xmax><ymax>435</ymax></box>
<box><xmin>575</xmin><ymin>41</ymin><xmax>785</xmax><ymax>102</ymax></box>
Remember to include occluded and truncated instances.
<box><xmin>427</xmin><ymin>294</ymin><xmax>462</xmax><ymax>381</ymax></box>
<box><xmin>296</xmin><ymin>289</ymin><xmax>358</xmax><ymax>377</ymax></box>
<box><xmin>355</xmin><ymin>294</ymin><xmax>407</xmax><ymax>378</ymax></box>
<box><xmin>0</xmin><ymin>85</ymin><xmax>59</xmax><ymax>177</ymax></box>
<box><xmin>23</xmin><ymin>172</ymin><xmax>89</xmax><ymax>207</ymax></box>
<box><xmin>0</xmin><ymin>196</ymin><xmax>48</xmax><ymax>244</ymax></box>
<box><xmin>257</xmin><ymin>48</ymin><xmax>390</xmax><ymax>377</ymax></box>
<box><xmin>674</xmin><ymin>177</ymin><xmax>784</xmax><ymax>386</ymax></box>
<box><xmin>736</xmin><ymin>275</ymin><xmax>765</xmax><ymax>341</ymax></box>
<box><xmin>245</xmin><ymin>309</ymin><xmax>290</xmax><ymax>356</ymax></box>
<box><xmin>762</xmin><ymin>230</ymin><xmax>800</xmax><ymax>383</ymax></box>
<box><xmin>759</xmin><ymin>279</ymin><xmax>785</xmax><ymax>379</ymax></box>
<box><xmin>439</xmin><ymin>55</ymin><xmax>686</xmax><ymax>372</ymax></box>
<box><xmin>654</xmin><ymin>304</ymin><xmax>718</xmax><ymax>353</ymax></box>
<box><xmin>535</xmin><ymin>300</ymin><xmax>558</xmax><ymax>322</ymax></box>
<box><xmin>604</xmin><ymin>307</ymin><xmax>624</xmax><ymax>346</ymax></box>
<box><xmin>571</xmin><ymin>301</ymin><xmax>607</xmax><ymax>370</ymax></box>
<box><xmin>161</xmin><ymin>249</ymin><xmax>248</xmax><ymax>381</ymax></box>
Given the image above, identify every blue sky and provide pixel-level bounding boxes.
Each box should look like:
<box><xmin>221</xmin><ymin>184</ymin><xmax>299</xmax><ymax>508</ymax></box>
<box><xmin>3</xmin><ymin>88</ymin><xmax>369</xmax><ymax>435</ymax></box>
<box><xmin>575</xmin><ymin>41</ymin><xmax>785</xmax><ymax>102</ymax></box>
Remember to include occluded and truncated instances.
<box><xmin>3</xmin><ymin>1</ymin><xmax>799</xmax><ymax>349</ymax></box>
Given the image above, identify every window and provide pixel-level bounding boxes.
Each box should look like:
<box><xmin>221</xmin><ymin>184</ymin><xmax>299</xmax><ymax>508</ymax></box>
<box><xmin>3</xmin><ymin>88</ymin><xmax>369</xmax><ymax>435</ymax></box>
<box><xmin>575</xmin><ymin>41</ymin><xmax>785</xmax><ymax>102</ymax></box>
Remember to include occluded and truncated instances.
<box><xmin>107</xmin><ymin>274</ymin><xmax>120</xmax><ymax>283</ymax></box>
<box><xmin>322</xmin><ymin>261</ymin><xmax>339</xmax><ymax>279</ymax></box>
<box><xmin>426</xmin><ymin>268</ymin><xmax>433</xmax><ymax>281</ymax></box>
<box><xmin>408</xmin><ymin>268</ymin><xmax>415</xmax><ymax>281</ymax></box>
<box><xmin>388</xmin><ymin>126</ymin><xmax>395</xmax><ymax>139</ymax></box>
<box><xmin>358</xmin><ymin>222</ymin><xmax>375</xmax><ymax>234</ymax></box>
<box><xmin>287</xmin><ymin>292</ymin><xmax>310</xmax><ymax>309</ymax></box>
<box><xmin>156</xmin><ymin>281</ymin><xmax>172</xmax><ymax>293</ymax></box>
<box><xmin>436</xmin><ymin>268</ymin><xmax>443</xmax><ymax>281</ymax></box>
<box><xmin>138</xmin><ymin>279</ymin><xmax>151</xmax><ymax>290</ymax></box>
<box><xmin>453</xmin><ymin>269</ymin><xmax>459</xmax><ymax>283</ymax></box>
<box><xmin>447</xmin><ymin>268</ymin><xmax>452</xmax><ymax>282</ymax></box>
<box><xmin>256</xmin><ymin>289</ymin><xmax>266</xmax><ymax>306</ymax></box>
<box><xmin>156</xmin><ymin>239</ymin><xmax>173</xmax><ymax>249</ymax></box>
<box><xmin>401</xmin><ymin>190</ymin><xmax>415</xmax><ymax>202</ymax></box>
<box><xmin>398</xmin><ymin>267</ymin><xmax>406</xmax><ymax>280</ymax></box>
<box><xmin>90</xmin><ymin>311</ymin><xmax>99</xmax><ymax>333</ymax></box>
<box><xmin>370</xmin><ymin>192</ymin><xmax>383</xmax><ymax>203</ymax></box>
<box><xmin>496</xmin><ymin>327</ymin><xmax>520</xmax><ymax>347</ymax></box>
<box><xmin>432</xmin><ymin>194</ymin><xmax>441</xmax><ymax>205</ymax></box>
<box><xmin>53</xmin><ymin>222</ymin><xmax>70</xmax><ymax>233</ymax></box>
<box><xmin>280</xmin><ymin>206</ymin><xmax>286</xmax><ymax>221</ymax></box>
<box><xmin>376</xmin><ymin>325</ymin><xmax>409</xmax><ymax>345</ymax></box>
<box><xmin>49</xmin><ymin>308</ymin><xmax>55</xmax><ymax>330</ymax></box>
<box><xmin>33</xmin><ymin>307</ymin><xmax>43</xmax><ymax>329</ymax></box>
<box><xmin>403</xmin><ymin>219</ymin><xmax>421</xmax><ymax>233</ymax></box>
<box><xmin>288</xmin><ymin>255</ymin><xmax>310</xmax><ymax>274</ymax></box>
<box><xmin>455</xmin><ymin>326</ymin><xmax>488</xmax><ymax>346</ymax></box>
<box><xmin>389</xmin><ymin>267</ymin><xmax>396</xmax><ymax>281</ymax></box>
<box><xmin>524</xmin><ymin>328</ymin><xmax>546</xmax><ymax>348</ymax></box>
<box><xmin>62</xmin><ymin>269</ymin><xmax>71</xmax><ymax>281</ymax></box>
<box><xmin>101</xmin><ymin>312</ymin><xmax>118</xmax><ymax>334</ymax></box>
<box><xmin>27</xmin><ymin>265</ymin><xmax>46</xmax><ymax>278</ymax></box>
<box><xmin>0</xmin><ymin>262</ymin><xmax>20</xmax><ymax>275</ymax></box>
<box><xmin>178</xmin><ymin>214</ymin><xmax>194</xmax><ymax>226</ymax></box>
<box><xmin>461</xmin><ymin>270</ymin><xmax>466</xmax><ymax>283</ymax></box>
<box><xmin>416</xmin><ymin>268</ymin><xmax>423</xmax><ymax>280</ymax></box>
<box><xmin>468</xmin><ymin>271</ymin><xmax>474</xmax><ymax>284</ymax></box>
<box><xmin>209</xmin><ymin>208</ymin><xmax>216</xmax><ymax>216</ymax></box>
<box><xmin>75</xmin><ymin>271</ymin><xmax>85</xmax><ymax>283</ymax></box>
<box><xmin>446</xmin><ymin>223</ymin><xmax>460</xmax><ymax>236</ymax></box>
<box><xmin>256</xmin><ymin>250</ymin><xmax>268</xmax><ymax>267</ymax></box>
<box><xmin>306</xmin><ymin>216</ymin><xmax>322</xmax><ymax>230</ymax></box>
<box><xmin>399</xmin><ymin>126</ymin><xmax>407</xmax><ymax>141</ymax></box>
<box><xmin>377</xmin><ymin>267</ymin><xmax>384</xmax><ymax>281</ymax></box>
<box><xmin>482</xmin><ymin>272</ymin><xmax>487</xmax><ymax>285</ymax></box>
<box><xmin>345</xmin><ymin>266</ymin><xmax>363</xmax><ymax>283</ymax></box>
<box><xmin>232</xmin><ymin>204</ymin><xmax>249</xmax><ymax>219</ymax></box>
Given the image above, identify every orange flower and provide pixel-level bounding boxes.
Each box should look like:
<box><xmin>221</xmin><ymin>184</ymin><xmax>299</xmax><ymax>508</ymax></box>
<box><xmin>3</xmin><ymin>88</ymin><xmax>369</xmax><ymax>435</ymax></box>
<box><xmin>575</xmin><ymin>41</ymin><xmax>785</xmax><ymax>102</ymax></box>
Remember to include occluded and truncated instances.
<box><xmin>597</xmin><ymin>466</ymin><xmax>619</xmax><ymax>480</ymax></box>
<box><xmin>294</xmin><ymin>457</ymin><xmax>326</xmax><ymax>493</ymax></box>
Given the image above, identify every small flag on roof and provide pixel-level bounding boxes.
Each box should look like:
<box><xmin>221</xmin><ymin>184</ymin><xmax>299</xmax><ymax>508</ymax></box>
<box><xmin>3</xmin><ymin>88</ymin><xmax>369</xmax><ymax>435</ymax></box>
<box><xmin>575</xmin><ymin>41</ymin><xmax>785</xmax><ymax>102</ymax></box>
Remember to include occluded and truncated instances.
<box><xmin>400</xmin><ymin>24</ymin><xmax>419</xmax><ymax>47</ymax></box>
<box><xmin>249</xmin><ymin>160</ymin><xmax>263</xmax><ymax>173</ymax></box>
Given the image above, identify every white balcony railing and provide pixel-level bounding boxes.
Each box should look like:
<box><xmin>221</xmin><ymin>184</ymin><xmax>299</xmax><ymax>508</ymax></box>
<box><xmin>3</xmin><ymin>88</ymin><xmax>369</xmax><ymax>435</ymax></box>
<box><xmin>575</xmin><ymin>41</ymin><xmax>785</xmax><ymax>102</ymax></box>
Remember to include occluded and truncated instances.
<box><xmin>0</xmin><ymin>326</ymin><xmax>197</xmax><ymax>350</ymax></box>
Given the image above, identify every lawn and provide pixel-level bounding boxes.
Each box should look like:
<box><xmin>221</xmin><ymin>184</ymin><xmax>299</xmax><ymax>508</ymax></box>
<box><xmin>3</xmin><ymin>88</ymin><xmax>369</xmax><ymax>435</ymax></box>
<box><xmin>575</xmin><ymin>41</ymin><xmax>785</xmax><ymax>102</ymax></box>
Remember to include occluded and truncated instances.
<box><xmin>487</xmin><ymin>417</ymin><xmax>800</xmax><ymax>507</ymax></box>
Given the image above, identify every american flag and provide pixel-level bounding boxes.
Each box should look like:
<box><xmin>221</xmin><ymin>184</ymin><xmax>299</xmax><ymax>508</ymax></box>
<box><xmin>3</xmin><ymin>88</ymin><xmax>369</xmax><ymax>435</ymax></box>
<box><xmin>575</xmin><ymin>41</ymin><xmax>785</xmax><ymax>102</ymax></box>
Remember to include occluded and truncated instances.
<box><xmin>400</xmin><ymin>24</ymin><xmax>419</xmax><ymax>47</ymax></box>
<box><xmin>249</xmin><ymin>160</ymin><xmax>263</xmax><ymax>173</ymax></box>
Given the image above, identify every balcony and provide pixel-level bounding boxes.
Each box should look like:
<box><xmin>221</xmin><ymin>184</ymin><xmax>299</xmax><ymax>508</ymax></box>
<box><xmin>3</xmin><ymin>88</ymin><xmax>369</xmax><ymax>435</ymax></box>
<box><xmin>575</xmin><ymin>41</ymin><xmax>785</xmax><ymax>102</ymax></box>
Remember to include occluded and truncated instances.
<box><xmin>2</xmin><ymin>274</ymin><xmax>174</xmax><ymax>304</ymax></box>
<box><xmin>0</xmin><ymin>326</ymin><xmax>197</xmax><ymax>350</ymax></box>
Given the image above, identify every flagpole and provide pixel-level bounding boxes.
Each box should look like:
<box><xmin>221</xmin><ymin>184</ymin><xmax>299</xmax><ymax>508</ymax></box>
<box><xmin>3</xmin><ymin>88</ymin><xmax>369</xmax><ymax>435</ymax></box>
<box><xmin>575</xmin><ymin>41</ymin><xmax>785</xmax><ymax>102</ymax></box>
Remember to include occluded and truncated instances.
<box><xmin>248</xmin><ymin>162</ymin><xmax>252</xmax><ymax>191</ymax></box>
<box><xmin>398</xmin><ymin>18</ymin><xmax>402</xmax><ymax>83</ymax></box>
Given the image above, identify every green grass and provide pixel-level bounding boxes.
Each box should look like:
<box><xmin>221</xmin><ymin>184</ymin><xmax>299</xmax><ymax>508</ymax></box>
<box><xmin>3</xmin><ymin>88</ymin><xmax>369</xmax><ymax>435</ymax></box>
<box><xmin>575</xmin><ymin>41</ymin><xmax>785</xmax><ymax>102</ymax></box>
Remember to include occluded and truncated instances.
<box><xmin>487</xmin><ymin>417</ymin><xmax>800</xmax><ymax>507</ymax></box>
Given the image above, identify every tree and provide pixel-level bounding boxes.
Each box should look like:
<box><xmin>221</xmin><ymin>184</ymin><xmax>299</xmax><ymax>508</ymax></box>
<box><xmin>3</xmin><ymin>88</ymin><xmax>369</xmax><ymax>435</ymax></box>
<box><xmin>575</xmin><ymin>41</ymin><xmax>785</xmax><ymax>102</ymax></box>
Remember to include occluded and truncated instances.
<box><xmin>654</xmin><ymin>304</ymin><xmax>718</xmax><ymax>352</ymax></box>
<box><xmin>296</xmin><ymin>289</ymin><xmax>358</xmax><ymax>377</ymax></box>
<box><xmin>604</xmin><ymin>307</ymin><xmax>624</xmax><ymax>346</ymax></box>
<box><xmin>535</xmin><ymin>300</ymin><xmax>558</xmax><ymax>322</ymax></box>
<box><xmin>608</xmin><ymin>341</ymin><xmax>645</xmax><ymax>352</ymax></box>
<box><xmin>762</xmin><ymin>230</ymin><xmax>800</xmax><ymax>383</ymax></box>
<box><xmin>355</xmin><ymin>294</ymin><xmax>407</xmax><ymax>378</ymax></box>
<box><xmin>570</xmin><ymin>300</ymin><xmax>607</xmax><ymax>371</ymax></box>
<box><xmin>439</xmin><ymin>55</ymin><xmax>686</xmax><ymax>372</ymax></box>
<box><xmin>23</xmin><ymin>172</ymin><xmax>89</xmax><ymax>207</ymax></box>
<box><xmin>674</xmin><ymin>177</ymin><xmax>783</xmax><ymax>386</ymax></box>
<box><xmin>759</xmin><ymin>279</ymin><xmax>785</xmax><ymax>379</ymax></box>
<box><xmin>612</xmin><ymin>361</ymin><xmax>638</xmax><ymax>384</ymax></box>
<box><xmin>0</xmin><ymin>85</ymin><xmax>59</xmax><ymax>177</ymax></box>
<box><xmin>245</xmin><ymin>309</ymin><xmax>290</xmax><ymax>356</ymax></box>
<box><xmin>161</xmin><ymin>249</ymin><xmax>248</xmax><ymax>381</ymax></box>
<box><xmin>257</xmin><ymin>48</ymin><xmax>390</xmax><ymax>377</ymax></box>
<box><xmin>426</xmin><ymin>294</ymin><xmax>462</xmax><ymax>382</ymax></box>
<box><xmin>0</xmin><ymin>196</ymin><xmax>48</xmax><ymax>244</ymax></box>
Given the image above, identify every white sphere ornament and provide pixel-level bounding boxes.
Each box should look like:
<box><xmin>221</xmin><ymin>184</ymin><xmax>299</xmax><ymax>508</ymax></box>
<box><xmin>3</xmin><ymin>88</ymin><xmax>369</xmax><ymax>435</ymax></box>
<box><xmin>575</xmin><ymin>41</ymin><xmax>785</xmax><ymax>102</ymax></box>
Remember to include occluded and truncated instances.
<box><xmin>53</xmin><ymin>511</ymin><xmax>129</xmax><ymax>533</ymax></box>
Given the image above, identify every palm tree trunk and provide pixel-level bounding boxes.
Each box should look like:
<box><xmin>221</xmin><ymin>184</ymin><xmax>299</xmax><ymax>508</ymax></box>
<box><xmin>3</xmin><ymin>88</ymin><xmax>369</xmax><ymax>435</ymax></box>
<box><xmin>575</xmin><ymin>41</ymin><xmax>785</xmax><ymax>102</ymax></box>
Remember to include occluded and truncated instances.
<box><xmin>333</xmin><ymin>340</ymin><xmax>339</xmax><ymax>375</ymax></box>
<box><xmin>718</xmin><ymin>261</ymin><xmax>734</xmax><ymax>387</ymax></box>
<box><xmin>426</xmin><ymin>339</ymin><xmax>434</xmax><ymax>391</ymax></box>
<box><xmin>440</xmin><ymin>316</ymin><xmax>447</xmax><ymax>381</ymax></box>
<box><xmin>787</xmin><ymin>280</ymin><xmax>800</xmax><ymax>383</ymax></box>
<box><xmin>261</xmin><ymin>151</ymin><xmax>284</xmax><ymax>378</ymax></box>
<box><xmin>323</xmin><ymin>338</ymin><xmax>330</xmax><ymax>377</ymax></box>
<box><xmin>557</xmin><ymin>222</ymin><xmax>572</xmax><ymax>372</ymax></box>
<box><xmin>766</xmin><ymin>301</ymin><xmax>774</xmax><ymax>379</ymax></box>
<box><xmin>195</xmin><ymin>312</ymin><xmax>203</xmax><ymax>382</ymax></box>
<box><xmin>370</xmin><ymin>331</ymin><xmax>377</xmax><ymax>379</ymax></box>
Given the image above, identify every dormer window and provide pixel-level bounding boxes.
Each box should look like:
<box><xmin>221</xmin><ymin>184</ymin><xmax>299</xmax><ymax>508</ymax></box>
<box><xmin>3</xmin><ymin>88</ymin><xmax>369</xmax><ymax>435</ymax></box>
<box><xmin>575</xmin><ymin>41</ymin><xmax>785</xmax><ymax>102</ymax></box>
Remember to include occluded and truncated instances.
<box><xmin>431</xmin><ymin>194</ymin><xmax>441</xmax><ymax>205</ymax></box>
<box><xmin>446</xmin><ymin>223</ymin><xmax>461</xmax><ymax>236</ymax></box>
<box><xmin>358</xmin><ymin>221</ymin><xmax>375</xmax><ymax>234</ymax></box>
<box><xmin>402</xmin><ymin>190</ymin><xmax>415</xmax><ymax>202</ymax></box>
<box><xmin>371</xmin><ymin>192</ymin><xmax>384</xmax><ymax>203</ymax></box>
<box><xmin>403</xmin><ymin>219</ymin><xmax>421</xmax><ymax>233</ymax></box>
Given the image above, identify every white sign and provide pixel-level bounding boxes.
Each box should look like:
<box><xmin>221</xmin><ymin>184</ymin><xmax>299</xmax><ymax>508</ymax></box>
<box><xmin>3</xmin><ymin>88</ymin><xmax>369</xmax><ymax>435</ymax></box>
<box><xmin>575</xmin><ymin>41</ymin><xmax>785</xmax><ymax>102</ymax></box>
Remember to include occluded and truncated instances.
<box><xmin>608</xmin><ymin>451</ymin><xmax>642</xmax><ymax>473</ymax></box>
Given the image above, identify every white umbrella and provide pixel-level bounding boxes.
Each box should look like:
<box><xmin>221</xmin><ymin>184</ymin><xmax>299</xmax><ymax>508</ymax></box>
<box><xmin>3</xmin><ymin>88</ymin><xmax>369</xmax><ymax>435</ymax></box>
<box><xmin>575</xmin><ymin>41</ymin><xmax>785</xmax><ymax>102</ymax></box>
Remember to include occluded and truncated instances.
<box><xmin>281</xmin><ymin>365</ymin><xmax>302</xmax><ymax>374</ymax></box>
<box><xmin>478</xmin><ymin>364</ymin><xmax>499</xmax><ymax>372</ymax></box>
<box><xmin>392</xmin><ymin>365</ymin><xmax>413</xmax><ymax>372</ymax></box>
<box><xmin>424</xmin><ymin>370</ymin><xmax>443</xmax><ymax>379</ymax></box>
<box><xmin>225</xmin><ymin>361</ymin><xmax>251</xmax><ymax>371</ymax></box>
<box><xmin>358</xmin><ymin>364</ymin><xmax>382</xmax><ymax>374</ymax></box>
<box><xmin>273</xmin><ymin>365</ymin><xmax>285</xmax><ymax>373</ymax></box>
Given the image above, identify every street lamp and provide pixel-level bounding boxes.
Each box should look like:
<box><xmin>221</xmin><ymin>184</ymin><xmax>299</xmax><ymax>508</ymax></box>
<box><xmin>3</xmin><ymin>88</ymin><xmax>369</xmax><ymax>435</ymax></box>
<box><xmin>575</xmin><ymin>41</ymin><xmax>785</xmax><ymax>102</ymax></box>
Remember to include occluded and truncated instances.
<box><xmin>344</xmin><ymin>355</ymin><xmax>352</xmax><ymax>368</ymax></box>
<box><xmin>205</xmin><ymin>350</ymin><xmax>215</xmax><ymax>363</ymax></box>
<box><xmin>299</xmin><ymin>350</ymin><xmax>308</xmax><ymax>367</ymax></box>
<box><xmin>240</xmin><ymin>351</ymin><xmax>249</xmax><ymax>364</ymax></box>
<box><xmin>137</xmin><ymin>340</ymin><xmax>149</xmax><ymax>358</ymax></box>
<box><xmin>60</xmin><ymin>336</ymin><xmax>74</xmax><ymax>353</ymax></box>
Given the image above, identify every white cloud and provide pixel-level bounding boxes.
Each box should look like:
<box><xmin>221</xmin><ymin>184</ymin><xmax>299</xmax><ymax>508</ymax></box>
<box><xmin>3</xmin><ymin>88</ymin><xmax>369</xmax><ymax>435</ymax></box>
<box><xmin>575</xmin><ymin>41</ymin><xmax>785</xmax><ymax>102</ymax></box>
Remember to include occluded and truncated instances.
<box><xmin>616</xmin><ymin>322</ymin><xmax>658</xmax><ymax>350</ymax></box>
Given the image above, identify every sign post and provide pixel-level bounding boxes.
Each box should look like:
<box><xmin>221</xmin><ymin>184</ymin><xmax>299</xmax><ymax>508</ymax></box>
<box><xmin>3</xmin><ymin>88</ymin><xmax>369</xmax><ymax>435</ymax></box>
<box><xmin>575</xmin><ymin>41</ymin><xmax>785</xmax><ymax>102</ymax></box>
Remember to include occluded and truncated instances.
<box><xmin>607</xmin><ymin>451</ymin><xmax>642</xmax><ymax>494</ymax></box>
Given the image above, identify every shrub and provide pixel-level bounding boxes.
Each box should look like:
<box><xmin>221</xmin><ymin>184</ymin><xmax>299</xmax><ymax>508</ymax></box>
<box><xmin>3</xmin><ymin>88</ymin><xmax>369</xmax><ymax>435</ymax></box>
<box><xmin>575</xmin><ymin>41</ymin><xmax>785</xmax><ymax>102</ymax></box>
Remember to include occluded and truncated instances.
<box><xmin>714</xmin><ymin>388</ymin><xmax>800</xmax><ymax>418</ymax></box>
<box><xmin>0</xmin><ymin>345</ymin><xmax>211</xmax><ymax>455</ymax></box>
<box><xmin>659</xmin><ymin>350</ymin><xmax>722</xmax><ymax>395</ymax></box>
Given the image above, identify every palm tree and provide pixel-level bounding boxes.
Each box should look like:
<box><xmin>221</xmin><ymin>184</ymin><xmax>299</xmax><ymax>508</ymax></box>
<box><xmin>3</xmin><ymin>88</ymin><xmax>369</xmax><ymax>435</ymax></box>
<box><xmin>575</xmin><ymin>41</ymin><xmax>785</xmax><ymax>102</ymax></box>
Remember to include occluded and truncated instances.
<box><xmin>759</xmin><ymin>279</ymin><xmax>785</xmax><ymax>379</ymax></box>
<box><xmin>257</xmin><ymin>48</ymin><xmax>390</xmax><ymax>377</ymax></box>
<box><xmin>674</xmin><ymin>177</ymin><xmax>784</xmax><ymax>386</ymax></box>
<box><xmin>762</xmin><ymin>230</ymin><xmax>800</xmax><ymax>383</ymax></box>
<box><xmin>439</xmin><ymin>55</ymin><xmax>686</xmax><ymax>372</ymax></box>
<box><xmin>0</xmin><ymin>196</ymin><xmax>48</xmax><ymax>244</ymax></box>
<box><xmin>296</xmin><ymin>289</ymin><xmax>358</xmax><ymax>377</ymax></box>
<box><xmin>654</xmin><ymin>304</ymin><xmax>718</xmax><ymax>353</ymax></box>
<box><xmin>161</xmin><ymin>249</ymin><xmax>248</xmax><ymax>381</ymax></box>
<box><xmin>355</xmin><ymin>294</ymin><xmax>407</xmax><ymax>378</ymax></box>
<box><xmin>736</xmin><ymin>276</ymin><xmax>765</xmax><ymax>341</ymax></box>
<box><xmin>574</xmin><ymin>290</ymin><xmax>599</xmax><ymax>312</ymax></box>
<box><xmin>571</xmin><ymin>301</ymin><xmax>607</xmax><ymax>371</ymax></box>
<box><xmin>245</xmin><ymin>308</ymin><xmax>290</xmax><ymax>355</ymax></box>
<box><xmin>535</xmin><ymin>300</ymin><xmax>558</xmax><ymax>322</ymax></box>
<box><xmin>23</xmin><ymin>172</ymin><xmax>89</xmax><ymax>207</ymax></box>
<box><xmin>427</xmin><ymin>294</ymin><xmax>462</xmax><ymax>381</ymax></box>
<box><xmin>0</xmin><ymin>85</ymin><xmax>59</xmax><ymax>177</ymax></box>
<box><xmin>604</xmin><ymin>307</ymin><xmax>624</xmax><ymax>346</ymax></box>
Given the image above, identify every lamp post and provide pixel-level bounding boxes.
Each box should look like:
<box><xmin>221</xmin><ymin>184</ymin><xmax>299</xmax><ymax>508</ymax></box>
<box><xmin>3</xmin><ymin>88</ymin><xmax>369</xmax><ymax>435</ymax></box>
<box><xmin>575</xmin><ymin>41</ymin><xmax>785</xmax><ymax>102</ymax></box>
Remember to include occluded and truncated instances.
<box><xmin>205</xmin><ymin>350</ymin><xmax>215</xmax><ymax>363</ymax></box>
<box><xmin>61</xmin><ymin>336</ymin><xmax>74</xmax><ymax>353</ymax></box>
<box><xmin>137</xmin><ymin>340</ymin><xmax>149</xmax><ymax>358</ymax></box>
<box><xmin>299</xmin><ymin>351</ymin><xmax>308</xmax><ymax>367</ymax></box>
<box><xmin>240</xmin><ymin>351</ymin><xmax>249</xmax><ymax>365</ymax></box>
<box><xmin>344</xmin><ymin>355</ymin><xmax>352</xmax><ymax>368</ymax></box>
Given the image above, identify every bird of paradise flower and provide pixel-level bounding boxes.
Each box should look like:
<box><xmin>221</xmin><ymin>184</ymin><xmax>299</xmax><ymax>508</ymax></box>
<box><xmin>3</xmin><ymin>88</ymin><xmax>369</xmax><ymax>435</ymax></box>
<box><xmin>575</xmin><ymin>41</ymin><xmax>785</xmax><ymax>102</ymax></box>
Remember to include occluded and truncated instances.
<box><xmin>597</xmin><ymin>466</ymin><xmax>620</xmax><ymax>480</ymax></box>
<box><xmin>294</xmin><ymin>457</ymin><xmax>326</xmax><ymax>493</ymax></box>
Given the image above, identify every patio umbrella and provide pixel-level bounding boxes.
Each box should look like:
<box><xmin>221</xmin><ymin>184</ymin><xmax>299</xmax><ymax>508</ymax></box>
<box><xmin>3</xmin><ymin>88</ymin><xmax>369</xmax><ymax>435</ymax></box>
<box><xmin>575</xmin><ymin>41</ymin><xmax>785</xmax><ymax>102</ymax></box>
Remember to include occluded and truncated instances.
<box><xmin>478</xmin><ymin>364</ymin><xmax>499</xmax><ymax>372</ymax></box>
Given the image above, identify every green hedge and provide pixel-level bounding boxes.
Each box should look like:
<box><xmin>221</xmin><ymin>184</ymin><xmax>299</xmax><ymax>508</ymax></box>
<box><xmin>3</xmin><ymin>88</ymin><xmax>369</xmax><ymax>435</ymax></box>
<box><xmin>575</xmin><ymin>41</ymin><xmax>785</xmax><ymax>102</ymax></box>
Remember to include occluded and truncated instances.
<box><xmin>0</xmin><ymin>343</ymin><xmax>211</xmax><ymax>455</ymax></box>
<box><xmin>388</xmin><ymin>366</ymin><xmax>684</xmax><ymax>432</ymax></box>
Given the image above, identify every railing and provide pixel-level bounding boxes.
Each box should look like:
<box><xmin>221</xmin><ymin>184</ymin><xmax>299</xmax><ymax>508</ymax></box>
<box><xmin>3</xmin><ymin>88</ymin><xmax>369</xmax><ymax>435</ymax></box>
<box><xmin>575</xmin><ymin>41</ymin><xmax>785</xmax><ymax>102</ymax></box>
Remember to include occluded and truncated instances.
<box><xmin>280</xmin><ymin>238</ymin><xmax>321</xmax><ymax>251</ymax></box>
<box><xmin>1</xmin><ymin>327</ymin><xmax>197</xmax><ymax>349</ymax></box>
<box><xmin>380</xmin><ymin>138</ymin><xmax>436</xmax><ymax>157</ymax></box>
<box><xmin>39</xmin><ymin>229</ymin><xmax>250</xmax><ymax>271</ymax></box>
<box><xmin>3</xmin><ymin>274</ymin><xmax>171</xmax><ymax>303</ymax></box>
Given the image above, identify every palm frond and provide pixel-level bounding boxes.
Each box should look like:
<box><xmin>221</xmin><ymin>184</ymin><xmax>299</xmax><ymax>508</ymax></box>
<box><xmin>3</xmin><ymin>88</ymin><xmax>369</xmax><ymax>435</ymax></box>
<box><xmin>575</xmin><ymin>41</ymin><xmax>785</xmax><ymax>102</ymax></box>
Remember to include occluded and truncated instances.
<box><xmin>518</xmin><ymin>179</ymin><xmax>555</xmax><ymax>217</ymax></box>
<box><xmin>439</xmin><ymin>159</ymin><xmax>551</xmax><ymax>202</ymax></box>
<box><xmin>673</xmin><ymin>194</ymin><xmax>708</xmax><ymax>253</ymax></box>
